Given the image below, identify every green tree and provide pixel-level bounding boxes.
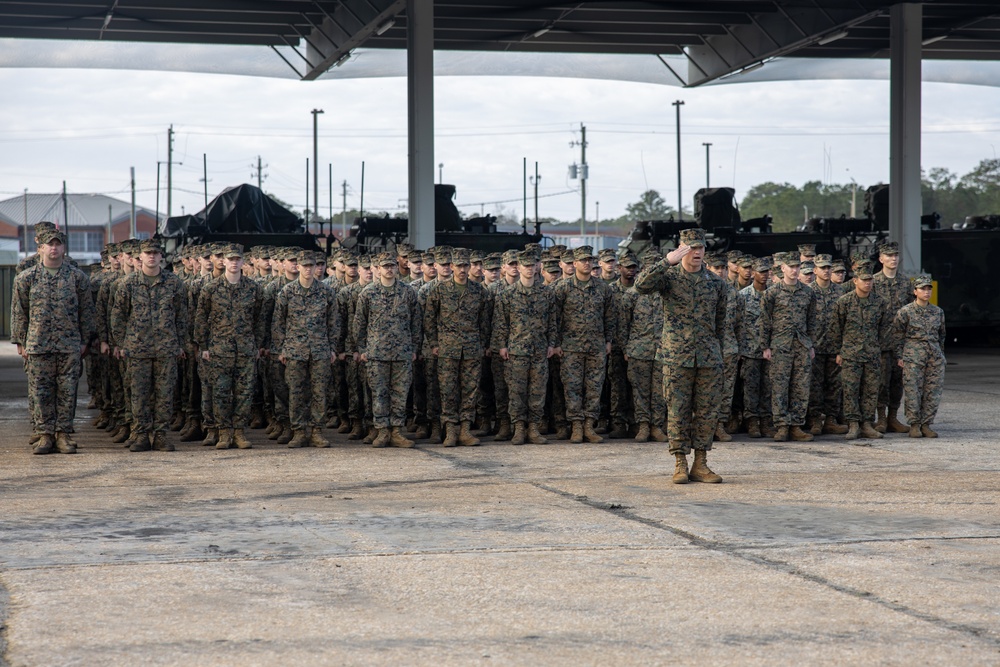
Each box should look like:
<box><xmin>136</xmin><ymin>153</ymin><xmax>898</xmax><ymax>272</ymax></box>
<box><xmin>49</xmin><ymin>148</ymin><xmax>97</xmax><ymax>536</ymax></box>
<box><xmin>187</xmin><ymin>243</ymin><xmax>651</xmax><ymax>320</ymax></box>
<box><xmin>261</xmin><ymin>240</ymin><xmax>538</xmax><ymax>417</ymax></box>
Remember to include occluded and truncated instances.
<box><xmin>625</xmin><ymin>189</ymin><xmax>676</xmax><ymax>222</ymax></box>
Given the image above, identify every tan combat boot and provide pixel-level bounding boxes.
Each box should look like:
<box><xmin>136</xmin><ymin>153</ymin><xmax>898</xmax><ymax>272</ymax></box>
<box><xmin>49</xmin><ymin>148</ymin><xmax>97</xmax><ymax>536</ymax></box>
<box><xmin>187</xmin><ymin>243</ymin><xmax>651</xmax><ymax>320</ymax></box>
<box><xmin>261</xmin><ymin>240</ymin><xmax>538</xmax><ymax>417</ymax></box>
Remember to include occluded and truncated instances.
<box><xmin>249</xmin><ymin>407</ymin><xmax>266</xmax><ymax>430</ymax></box>
<box><xmin>806</xmin><ymin>415</ymin><xmax>823</xmax><ymax>436</ymax></box>
<box><xmin>887</xmin><ymin>409</ymin><xmax>909</xmax><ymax>433</ymax></box>
<box><xmin>442</xmin><ymin>423</ymin><xmax>458</xmax><ymax>447</ymax></box>
<box><xmin>348</xmin><ymin>419</ymin><xmax>366</xmax><ymax>440</ymax></box>
<box><xmin>554</xmin><ymin>424</ymin><xmax>570</xmax><ymax>440</ymax></box>
<box><xmin>526</xmin><ymin>423</ymin><xmax>547</xmax><ymax>445</ymax></box>
<box><xmin>265</xmin><ymin>419</ymin><xmax>281</xmax><ymax>438</ymax></box>
<box><xmin>363</xmin><ymin>425</ymin><xmax>377</xmax><ymax>444</ymax></box>
<box><xmin>773</xmin><ymin>426</ymin><xmax>789</xmax><ymax>442</ymax></box>
<box><xmin>726</xmin><ymin>414</ymin><xmax>742</xmax><ymax>434</ymax></box>
<box><xmin>429</xmin><ymin>420</ymin><xmax>443</xmax><ymax>444</ymax></box>
<box><xmin>152</xmin><ymin>432</ymin><xmax>174</xmax><ymax>452</ymax></box>
<box><xmin>458</xmin><ymin>421</ymin><xmax>480</xmax><ymax>446</ymax></box>
<box><xmin>689</xmin><ymin>449</ymin><xmax>723</xmax><ymax>483</ymax></box>
<box><xmin>201</xmin><ymin>427</ymin><xmax>219</xmax><ymax>447</ymax></box>
<box><xmin>286</xmin><ymin>429</ymin><xmax>308</xmax><ymax>448</ymax></box>
<box><xmin>337</xmin><ymin>418</ymin><xmax>352</xmax><ymax>434</ymax></box>
<box><xmin>921</xmin><ymin>424</ymin><xmax>938</xmax><ymax>438</ymax></box>
<box><xmin>111</xmin><ymin>423</ymin><xmax>131</xmax><ymax>444</ymax></box>
<box><xmin>860</xmin><ymin>422</ymin><xmax>884</xmax><ymax>439</ymax></box>
<box><xmin>747</xmin><ymin>417</ymin><xmax>762</xmax><ymax>438</ymax></box>
<box><xmin>908</xmin><ymin>424</ymin><xmax>922</xmax><ymax>438</ymax></box>
<box><xmin>389</xmin><ymin>427</ymin><xmax>415</xmax><ymax>448</ymax></box>
<box><xmin>215</xmin><ymin>429</ymin><xmax>234</xmax><ymax>450</ymax></box>
<box><xmin>129</xmin><ymin>432</ymin><xmax>152</xmax><ymax>452</ymax></box>
<box><xmin>583</xmin><ymin>418</ymin><xmax>603</xmax><ymax>443</ymax></box>
<box><xmin>32</xmin><ymin>433</ymin><xmax>55</xmax><ymax>455</ymax></box>
<box><xmin>494</xmin><ymin>416</ymin><xmax>513</xmax><ymax>441</ymax></box>
<box><xmin>570</xmin><ymin>421</ymin><xmax>584</xmax><ymax>444</ymax></box>
<box><xmin>714</xmin><ymin>422</ymin><xmax>732</xmax><ymax>442</ymax></box>
<box><xmin>309</xmin><ymin>427</ymin><xmax>330</xmax><ymax>448</ymax></box>
<box><xmin>510</xmin><ymin>421</ymin><xmax>526</xmax><ymax>445</ymax></box>
<box><xmin>822</xmin><ymin>416</ymin><xmax>849</xmax><ymax>435</ymax></box>
<box><xmin>54</xmin><ymin>432</ymin><xmax>77</xmax><ymax>454</ymax></box>
<box><xmin>634</xmin><ymin>422</ymin><xmax>651</xmax><ymax>442</ymax></box>
<box><xmin>233</xmin><ymin>429</ymin><xmax>253</xmax><ymax>449</ymax></box>
<box><xmin>181</xmin><ymin>417</ymin><xmax>204</xmax><ymax>442</ymax></box>
<box><xmin>414</xmin><ymin>422</ymin><xmax>430</xmax><ymax>439</ymax></box>
<box><xmin>672</xmin><ymin>452</ymin><xmax>689</xmax><ymax>484</ymax></box>
<box><xmin>789</xmin><ymin>425</ymin><xmax>814</xmax><ymax>442</ymax></box>
<box><xmin>276</xmin><ymin>422</ymin><xmax>293</xmax><ymax>445</ymax></box>
<box><xmin>875</xmin><ymin>406</ymin><xmax>888</xmax><ymax>433</ymax></box>
<box><xmin>761</xmin><ymin>417</ymin><xmax>777</xmax><ymax>438</ymax></box>
<box><xmin>845</xmin><ymin>421</ymin><xmax>860</xmax><ymax>439</ymax></box>
<box><xmin>372</xmin><ymin>428</ymin><xmax>390</xmax><ymax>448</ymax></box>
<box><xmin>650</xmin><ymin>423</ymin><xmax>668</xmax><ymax>442</ymax></box>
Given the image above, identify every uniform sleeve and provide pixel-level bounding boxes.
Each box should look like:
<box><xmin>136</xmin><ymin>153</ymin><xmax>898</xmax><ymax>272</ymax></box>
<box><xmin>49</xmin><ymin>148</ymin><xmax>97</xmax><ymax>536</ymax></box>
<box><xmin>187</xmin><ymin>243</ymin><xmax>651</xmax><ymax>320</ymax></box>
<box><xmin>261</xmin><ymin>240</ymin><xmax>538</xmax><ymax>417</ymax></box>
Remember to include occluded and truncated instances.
<box><xmin>110</xmin><ymin>281</ymin><xmax>130</xmax><ymax>350</ymax></box>
<box><xmin>891</xmin><ymin>308</ymin><xmax>909</xmax><ymax>358</ymax></box>
<box><xmin>545</xmin><ymin>290</ymin><xmax>558</xmax><ymax>349</ymax></box>
<box><xmin>492</xmin><ymin>291</ymin><xmax>510</xmax><ymax>351</ymax></box>
<box><xmin>353</xmin><ymin>290</ymin><xmax>369</xmax><ymax>357</ymax></box>
<box><xmin>408</xmin><ymin>287</ymin><xmax>422</xmax><ymax>353</ymax></box>
<box><xmin>478</xmin><ymin>286</ymin><xmax>490</xmax><ymax>352</ymax></box>
<box><xmin>602</xmin><ymin>286</ymin><xmax>618</xmax><ymax>346</ymax></box>
<box><xmin>552</xmin><ymin>282</ymin><xmax>566</xmax><ymax>348</ymax></box>
<box><xmin>77</xmin><ymin>272</ymin><xmax>98</xmax><ymax>347</ymax></box>
<box><xmin>173</xmin><ymin>278</ymin><xmax>188</xmax><ymax>352</ymax></box>
<box><xmin>878</xmin><ymin>300</ymin><xmax>893</xmax><ymax>352</ymax></box>
<box><xmin>830</xmin><ymin>297</ymin><xmax>845</xmax><ymax>356</ymax></box>
<box><xmin>714</xmin><ymin>281</ymin><xmax>727</xmax><ymax>347</ymax></box>
<box><xmin>618</xmin><ymin>291</ymin><xmax>634</xmax><ymax>352</ymax></box>
<box><xmin>423</xmin><ymin>284</ymin><xmax>439</xmax><ymax>349</ymax></box>
<box><xmin>253</xmin><ymin>284</ymin><xmax>266</xmax><ymax>351</ymax></box>
<box><xmin>327</xmin><ymin>288</ymin><xmax>340</xmax><ymax>354</ymax></box>
<box><xmin>937</xmin><ymin>308</ymin><xmax>947</xmax><ymax>349</ymax></box>
<box><xmin>10</xmin><ymin>274</ymin><xmax>30</xmax><ymax>346</ymax></box>
<box><xmin>272</xmin><ymin>288</ymin><xmax>288</xmax><ymax>354</ymax></box>
<box><xmin>634</xmin><ymin>258</ymin><xmax>673</xmax><ymax>295</ymax></box>
<box><xmin>760</xmin><ymin>289</ymin><xmax>774</xmax><ymax>350</ymax></box>
<box><xmin>195</xmin><ymin>284</ymin><xmax>212</xmax><ymax>351</ymax></box>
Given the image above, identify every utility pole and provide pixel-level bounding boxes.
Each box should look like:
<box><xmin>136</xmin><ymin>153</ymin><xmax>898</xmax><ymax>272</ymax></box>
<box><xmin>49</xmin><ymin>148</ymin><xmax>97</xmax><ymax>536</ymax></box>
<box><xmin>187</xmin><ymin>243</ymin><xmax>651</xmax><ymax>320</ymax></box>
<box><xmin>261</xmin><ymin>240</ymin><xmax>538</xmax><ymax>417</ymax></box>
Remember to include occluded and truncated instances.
<box><xmin>529</xmin><ymin>162</ymin><xmax>541</xmax><ymax>225</ymax></box>
<box><xmin>201</xmin><ymin>153</ymin><xmax>208</xmax><ymax>208</ymax></box>
<box><xmin>703</xmin><ymin>142</ymin><xmax>712</xmax><ymax>189</ymax></box>
<box><xmin>328</xmin><ymin>163</ymin><xmax>333</xmax><ymax>238</ymax></box>
<box><xmin>311</xmin><ymin>108</ymin><xmax>324</xmax><ymax>234</ymax></box>
<box><xmin>156</xmin><ymin>162</ymin><xmax>162</xmax><ymax>235</ymax></box>
<box><xmin>305</xmin><ymin>157</ymin><xmax>310</xmax><ymax>231</ymax></box>
<box><xmin>130</xmin><ymin>166</ymin><xmax>136</xmax><ymax>238</ymax></box>
<box><xmin>570</xmin><ymin>124</ymin><xmax>588</xmax><ymax>237</ymax></box>
<box><xmin>22</xmin><ymin>188</ymin><xmax>28</xmax><ymax>258</ymax></box>
<box><xmin>62</xmin><ymin>181</ymin><xmax>69</xmax><ymax>248</ymax></box>
<box><xmin>673</xmin><ymin>101</ymin><xmax>684</xmax><ymax>220</ymax></box>
<box><xmin>252</xmin><ymin>156</ymin><xmax>267</xmax><ymax>189</ymax></box>
<box><xmin>167</xmin><ymin>125</ymin><xmax>174</xmax><ymax>218</ymax></box>
<box><xmin>522</xmin><ymin>157</ymin><xmax>527</xmax><ymax>233</ymax></box>
<box><xmin>341</xmin><ymin>179</ymin><xmax>348</xmax><ymax>240</ymax></box>
<box><xmin>595</xmin><ymin>201</ymin><xmax>600</xmax><ymax>237</ymax></box>
<box><xmin>108</xmin><ymin>205</ymin><xmax>113</xmax><ymax>246</ymax></box>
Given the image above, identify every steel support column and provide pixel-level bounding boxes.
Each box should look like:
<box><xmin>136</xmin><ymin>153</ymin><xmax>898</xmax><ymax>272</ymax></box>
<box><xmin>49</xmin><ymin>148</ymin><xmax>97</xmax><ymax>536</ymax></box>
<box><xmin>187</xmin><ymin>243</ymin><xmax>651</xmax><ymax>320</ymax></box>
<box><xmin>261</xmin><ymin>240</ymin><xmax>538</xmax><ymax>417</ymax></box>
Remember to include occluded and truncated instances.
<box><xmin>889</xmin><ymin>3</ymin><xmax>923</xmax><ymax>275</ymax></box>
<box><xmin>407</xmin><ymin>0</ymin><xmax>435</xmax><ymax>250</ymax></box>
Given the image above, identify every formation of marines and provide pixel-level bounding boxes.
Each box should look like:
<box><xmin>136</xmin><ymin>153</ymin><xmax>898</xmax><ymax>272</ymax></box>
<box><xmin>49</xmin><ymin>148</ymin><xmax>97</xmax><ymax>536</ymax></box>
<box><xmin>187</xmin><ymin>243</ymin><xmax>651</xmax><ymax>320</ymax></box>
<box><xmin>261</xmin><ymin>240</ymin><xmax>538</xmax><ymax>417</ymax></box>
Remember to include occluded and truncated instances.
<box><xmin>11</xmin><ymin>221</ymin><xmax>948</xmax><ymax>485</ymax></box>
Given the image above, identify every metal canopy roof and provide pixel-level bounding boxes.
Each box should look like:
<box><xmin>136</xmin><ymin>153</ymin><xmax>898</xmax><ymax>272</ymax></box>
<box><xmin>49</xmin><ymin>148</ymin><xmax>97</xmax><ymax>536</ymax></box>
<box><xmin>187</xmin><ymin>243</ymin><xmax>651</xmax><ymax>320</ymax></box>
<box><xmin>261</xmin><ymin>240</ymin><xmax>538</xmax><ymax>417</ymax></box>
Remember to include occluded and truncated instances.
<box><xmin>1</xmin><ymin>1</ymin><xmax>999</xmax><ymax>85</ymax></box>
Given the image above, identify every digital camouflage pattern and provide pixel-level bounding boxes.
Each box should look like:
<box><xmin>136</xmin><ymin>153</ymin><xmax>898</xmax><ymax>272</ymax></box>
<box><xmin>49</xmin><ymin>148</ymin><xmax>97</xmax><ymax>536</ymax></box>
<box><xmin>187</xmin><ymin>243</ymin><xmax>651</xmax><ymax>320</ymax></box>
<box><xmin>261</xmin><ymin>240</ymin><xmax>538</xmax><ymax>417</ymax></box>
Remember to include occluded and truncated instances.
<box><xmin>873</xmin><ymin>269</ymin><xmax>912</xmax><ymax>411</ymax></box>
<box><xmin>761</xmin><ymin>282</ymin><xmax>817</xmax><ymax>427</ymax></box>
<box><xmin>635</xmin><ymin>260</ymin><xmax>727</xmax><ymax>453</ymax></box>
<box><xmin>893</xmin><ymin>301</ymin><xmax>947</xmax><ymax>426</ymax></box>
<box><xmin>271</xmin><ymin>280</ymin><xmax>339</xmax><ymax>361</ymax></box>
<box><xmin>830</xmin><ymin>290</ymin><xmax>893</xmax><ymax>423</ymax></box>
<box><xmin>110</xmin><ymin>270</ymin><xmax>188</xmax><ymax>358</ymax></box>
<box><xmin>808</xmin><ymin>280</ymin><xmax>845</xmax><ymax>420</ymax></box>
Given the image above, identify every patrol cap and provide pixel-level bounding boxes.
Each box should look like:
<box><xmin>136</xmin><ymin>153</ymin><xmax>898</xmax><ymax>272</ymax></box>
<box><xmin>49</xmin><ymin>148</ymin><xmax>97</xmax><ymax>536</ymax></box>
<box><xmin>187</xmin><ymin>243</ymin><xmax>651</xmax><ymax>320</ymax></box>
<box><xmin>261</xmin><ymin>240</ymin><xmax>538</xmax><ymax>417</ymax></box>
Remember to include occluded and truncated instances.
<box><xmin>726</xmin><ymin>250</ymin><xmax>744</xmax><ymax>263</ymax></box>
<box><xmin>224</xmin><ymin>244</ymin><xmax>244</xmax><ymax>259</ymax></box>
<box><xmin>854</xmin><ymin>261</ymin><xmax>875</xmax><ymax>280</ymax></box>
<box><xmin>679</xmin><ymin>227</ymin><xmax>706</xmax><ymax>247</ymax></box>
<box><xmin>524</xmin><ymin>242</ymin><xmax>542</xmax><ymax>255</ymax></box>
<box><xmin>421</xmin><ymin>251</ymin><xmax>436</xmax><ymax>265</ymax></box>
<box><xmin>913</xmin><ymin>274</ymin><xmax>933</xmax><ymax>289</ymax></box>
<box><xmin>358</xmin><ymin>254</ymin><xmax>372</xmax><ymax>269</ymax></box>
<box><xmin>407</xmin><ymin>249</ymin><xmax>424</xmax><ymax>262</ymax></box>
<box><xmin>782</xmin><ymin>252</ymin><xmax>801</xmax><ymax>267</ymax></box>
<box><xmin>798</xmin><ymin>243</ymin><xmax>817</xmax><ymax>258</ymax></box>
<box><xmin>752</xmin><ymin>257</ymin><xmax>772</xmax><ymax>273</ymax></box>
<box><xmin>377</xmin><ymin>252</ymin><xmax>396</xmax><ymax>267</ymax></box>
<box><xmin>800</xmin><ymin>261</ymin><xmax>815</xmax><ymax>275</ymax></box>
<box><xmin>256</xmin><ymin>246</ymin><xmax>271</xmax><ymax>260</ymax></box>
<box><xmin>620</xmin><ymin>254</ymin><xmax>640</xmax><ymax>268</ymax></box>
<box><xmin>452</xmin><ymin>248</ymin><xmax>471</xmax><ymax>266</ymax></box>
<box><xmin>878</xmin><ymin>240</ymin><xmax>900</xmax><ymax>255</ymax></box>
<box><xmin>850</xmin><ymin>251</ymin><xmax>870</xmax><ymax>268</ymax></box>
<box><xmin>542</xmin><ymin>258</ymin><xmax>561</xmax><ymax>274</ymax></box>
<box><xmin>342</xmin><ymin>253</ymin><xmax>359</xmax><ymax>267</ymax></box>
<box><xmin>470</xmin><ymin>250</ymin><xmax>484</xmax><ymax>264</ymax></box>
<box><xmin>705</xmin><ymin>252</ymin><xmax>726</xmax><ymax>268</ymax></box>
<box><xmin>314</xmin><ymin>252</ymin><xmax>327</xmax><ymax>265</ymax></box>
<box><xmin>560</xmin><ymin>250</ymin><xmax>576</xmax><ymax>264</ymax></box>
<box><xmin>549</xmin><ymin>244</ymin><xmax>567</xmax><ymax>255</ymax></box>
<box><xmin>34</xmin><ymin>220</ymin><xmax>57</xmax><ymax>234</ymax></box>
<box><xmin>434</xmin><ymin>248</ymin><xmax>453</xmax><ymax>265</ymax></box>
<box><xmin>37</xmin><ymin>228</ymin><xmax>66</xmax><ymax>245</ymax></box>
<box><xmin>573</xmin><ymin>246</ymin><xmax>596</xmax><ymax>261</ymax></box>
<box><xmin>598</xmin><ymin>248</ymin><xmax>617</xmax><ymax>260</ymax></box>
<box><xmin>502</xmin><ymin>249</ymin><xmax>519</xmax><ymax>266</ymax></box>
<box><xmin>139</xmin><ymin>239</ymin><xmax>163</xmax><ymax>254</ymax></box>
<box><xmin>296</xmin><ymin>250</ymin><xmax>315</xmax><ymax>266</ymax></box>
<box><xmin>483</xmin><ymin>253</ymin><xmax>502</xmax><ymax>270</ymax></box>
<box><xmin>814</xmin><ymin>254</ymin><xmax>833</xmax><ymax>268</ymax></box>
<box><xmin>395</xmin><ymin>243</ymin><xmax>414</xmax><ymax>257</ymax></box>
<box><xmin>831</xmin><ymin>261</ymin><xmax>847</xmax><ymax>272</ymax></box>
<box><xmin>517</xmin><ymin>250</ymin><xmax>537</xmax><ymax>266</ymax></box>
<box><xmin>210</xmin><ymin>242</ymin><xmax>226</xmax><ymax>256</ymax></box>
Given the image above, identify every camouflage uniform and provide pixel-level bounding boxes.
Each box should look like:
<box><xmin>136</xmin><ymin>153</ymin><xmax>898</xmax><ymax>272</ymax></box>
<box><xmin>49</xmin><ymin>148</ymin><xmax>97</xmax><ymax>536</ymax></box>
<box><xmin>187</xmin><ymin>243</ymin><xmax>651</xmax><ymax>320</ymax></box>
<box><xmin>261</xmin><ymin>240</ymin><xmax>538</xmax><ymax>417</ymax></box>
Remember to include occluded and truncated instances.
<box><xmin>808</xmin><ymin>262</ymin><xmax>844</xmax><ymax>423</ymax></box>
<box><xmin>338</xmin><ymin>276</ymin><xmax>368</xmax><ymax>429</ymax></box>
<box><xmin>12</xmin><ymin>258</ymin><xmax>97</xmax><ymax>437</ymax></box>
<box><xmin>110</xmin><ymin>260</ymin><xmax>188</xmax><ymax>438</ymax></box>
<box><xmin>872</xmin><ymin>262</ymin><xmax>912</xmax><ymax>416</ymax></box>
<box><xmin>272</xmin><ymin>269</ymin><xmax>340</xmax><ymax>433</ymax></box>
<box><xmin>355</xmin><ymin>273</ymin><xmax>422</xmax><ymax>429</ymax></box>
<box><xmin>718</xmin><ymin>279</ymin><xmax>741</xmax><ymax>423</ymax></box>
<box><xmin>634</xmin><ymin>253</ymin><xmax>727</xmax><ymax>455</ymax></box>
<box><xmin>492</xmin><ymin>274</ymin><xmax>556</xmax><ymax>425</ymax></box>
<box><xmin>760</xmin><ymin>274</ymin><xmax>817</xmax><ymax>428</ymax></box>
<box><xmin>196</xmin><ymin>272</ymin><xmax>265</xmax><ymax>430</ymax></box>
<box><xmin>736</xmin><ymin>282</ymin><xmax>771</xmax><ymax>422</ymax></box>
<box><xmin>893</xmin><ymin>290</ymin><xmax>946</xmax><ymax>427</ymax></box>
<box><xmin>488</xmin><ymin>262</ymin><xmax>519</xmax><ymax>432</ymax></box>
<box><xmin>552</xmin><ymin>260</ymin><xmax>617</xmax><ymax>425</ymax></box>
<box><xmin>262</xmin><ymin>272</ymin><xmax>294</xmax><ymax>428</ymax></box>
<box><xmin>606</xmin><ymin>275</ymin><xmax>634</xmax><ymax>433</ymax></box>
<box><xmin>619</xmin><ymin>286</ymin><xmax>665</xmax><ymax>427</ymax></box>
<box><xmin>424</xmin><ymin>258</ymin><xmax>490</xmax><ymax>428</ymax></box>
<box><xmin>830</xmin><ymin>283</ymin><xmax>893</xmax><ymax>423</ymax></box>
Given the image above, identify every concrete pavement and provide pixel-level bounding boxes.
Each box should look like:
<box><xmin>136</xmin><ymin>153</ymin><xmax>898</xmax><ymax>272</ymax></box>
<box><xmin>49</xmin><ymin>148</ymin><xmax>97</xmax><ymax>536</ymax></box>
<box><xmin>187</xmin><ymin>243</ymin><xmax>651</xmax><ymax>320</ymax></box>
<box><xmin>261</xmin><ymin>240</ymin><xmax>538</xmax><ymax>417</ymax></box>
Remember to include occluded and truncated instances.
<box><xmin>0</xmin><ymin>344</ymin><xmax>998</xmax><ymax>665</ymax></box>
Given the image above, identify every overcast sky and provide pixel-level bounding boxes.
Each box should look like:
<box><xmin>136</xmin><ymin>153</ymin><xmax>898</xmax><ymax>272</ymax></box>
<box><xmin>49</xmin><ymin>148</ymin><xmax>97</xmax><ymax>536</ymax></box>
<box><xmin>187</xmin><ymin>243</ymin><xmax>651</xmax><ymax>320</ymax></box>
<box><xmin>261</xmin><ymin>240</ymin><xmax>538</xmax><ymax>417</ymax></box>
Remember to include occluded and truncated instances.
<box><xmin>3</xmin><ymin>59</ymin><xmax>1000</xmax><ymax>225</ymax></box>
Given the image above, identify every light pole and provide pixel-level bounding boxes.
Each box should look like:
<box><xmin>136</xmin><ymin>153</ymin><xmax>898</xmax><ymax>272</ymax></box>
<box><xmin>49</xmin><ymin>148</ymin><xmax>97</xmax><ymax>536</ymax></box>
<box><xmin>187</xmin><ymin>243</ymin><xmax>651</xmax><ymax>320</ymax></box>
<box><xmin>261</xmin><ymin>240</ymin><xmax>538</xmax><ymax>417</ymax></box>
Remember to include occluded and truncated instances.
<box><xmin>595</xmin><ymin>201</ymin><xmax>600</xmax><ymax>238</ymax></box>
<box><xmin>703</xmin><ymin>142</ymin><xmax>712</xmax><ymax>189</ymax></box>
<box><xmin>673</xmin><ymin>100</ymin><xmax>685</xmax><ymax>220</ymax></box>
<box><xmin>438</xmin><ymin>162</ymin><xmax>444</xmax><ymax>184</ymax></box>
<box><xmin>529</xmin><ymin>163</ymin><xmax>541</xmax><ymax>225</ymax></box>
<box><xmin>311</xmin><ymin>108</ymin><xmax>324</xmax><ymax>234</ymax></box>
